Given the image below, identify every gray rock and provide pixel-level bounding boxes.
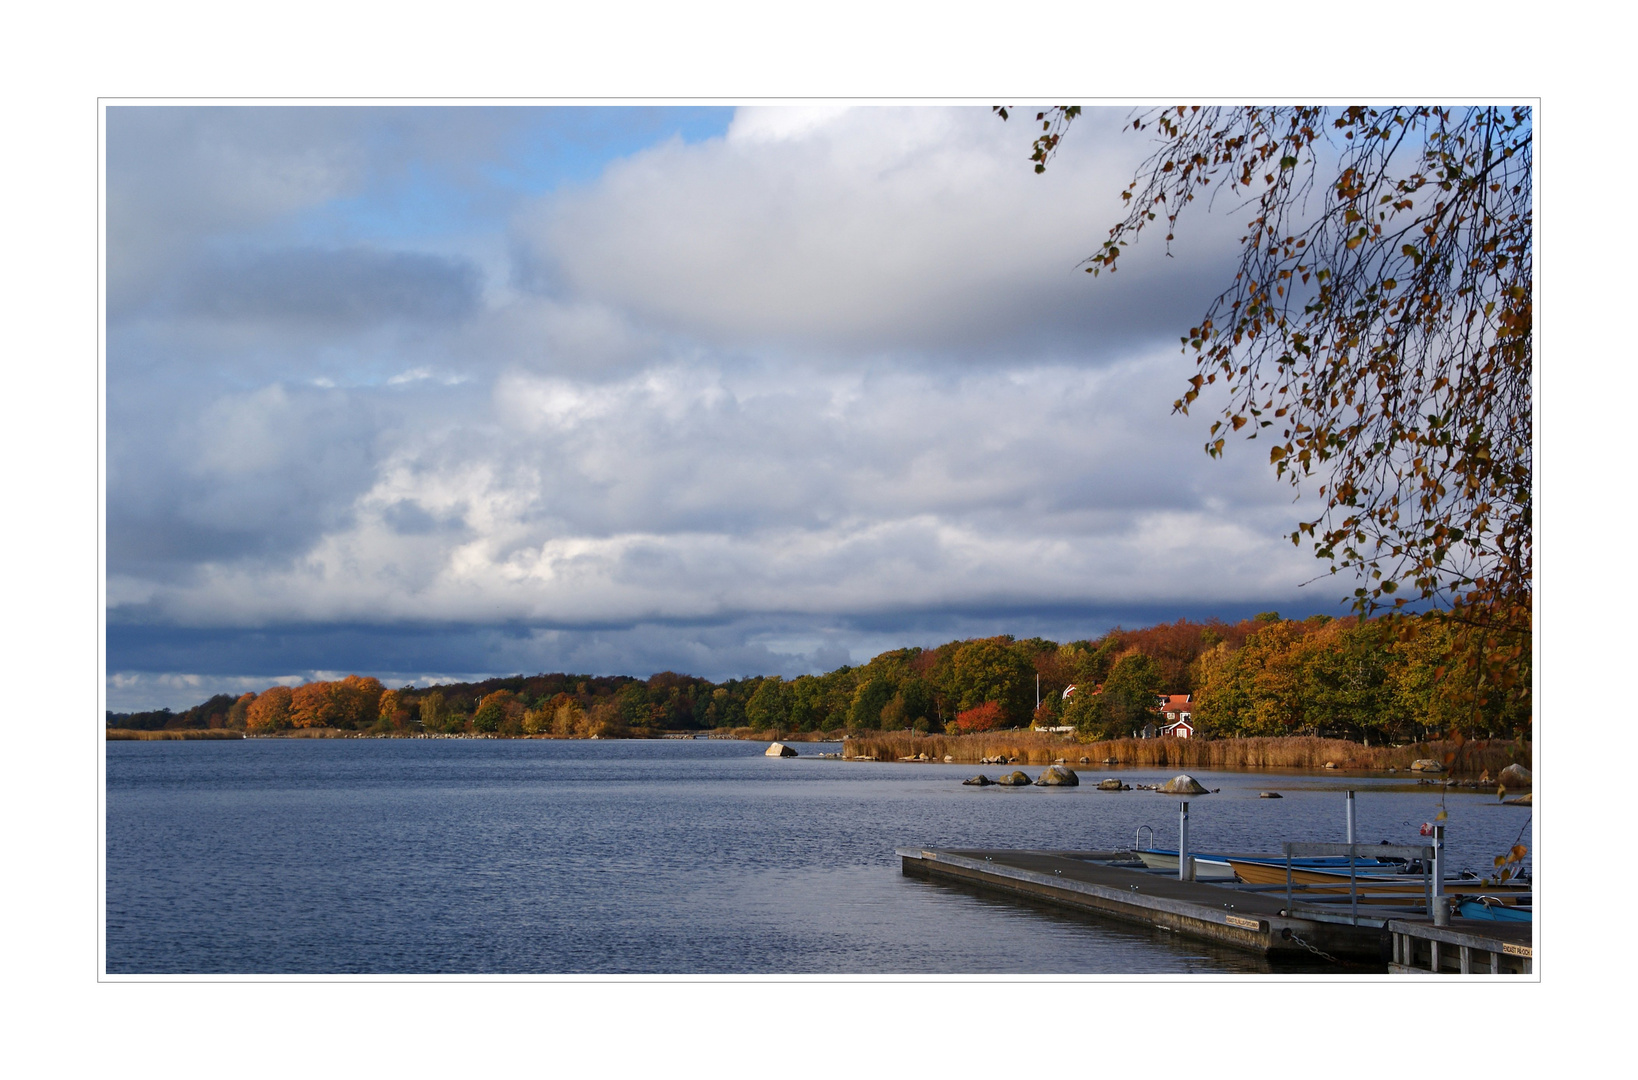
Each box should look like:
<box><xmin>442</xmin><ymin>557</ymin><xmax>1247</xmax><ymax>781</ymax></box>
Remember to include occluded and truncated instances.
<box><xmin>765</xmin><ymin>742</ymin><xmax>798</xmax><ymax>757</ymax></box>
<box><xmin>963</xmin><ymin>774</ymin><xmax>995</xmax><ymax>786</ymax></box>
<box><xmin>1499</xmin><ymin>763</ymin><xmax>1532</xmax><ymax>790</ymax></box>
<box><xmin>1097</xmin><ymin>778</ymin><xmax>1125</xmax><ymax>791</ymax></box>
<box><xmin>1034</xmin><ymin>765</ymin><xmax>1080</xmax><ymax>786</ymax></box>
<box><xmin>1259</xmin><ymin>791</ymin><xmax>1283</xmax><ymax>798</ymax></box>
<box><xmin>1410</xmin><ymin>759</ymin><xmax>1444</xmax><ymax>773</ymax></box>
<box><xmin>1158</xmin><ymin>773</ymin><xmax>1210</xmax><ymax>795</ymax></box>
<box><xmin>1079</xmin><ymin>757</ymin><xmax>1091</xmax><ymax>764</ymax></box>
<box><xmin>997</xmin><ymin>770</ymin><xmax>1033</xmax><ymax>786</ymax></box>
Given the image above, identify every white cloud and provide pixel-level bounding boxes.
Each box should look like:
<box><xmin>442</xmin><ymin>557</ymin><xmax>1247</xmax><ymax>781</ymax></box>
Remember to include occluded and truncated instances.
<box><xmin>106</xmin><ymin>106</ymin><xmax>1353</xmax><ymax>697</ymax></box>
<box><xmin>521</xmin><ymin>106</ymin><xmax>1230</xmax><ymax>355</ymax></box>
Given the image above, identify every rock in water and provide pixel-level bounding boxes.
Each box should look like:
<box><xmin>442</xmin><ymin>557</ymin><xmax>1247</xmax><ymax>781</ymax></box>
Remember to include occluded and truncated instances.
<box><xmin>765</xmin><ymin>742</ymin><xmax>798</xmax><ymax>757</ymax></box>
<box><xmin>1259</xmin><ymin>791</ymin><xmax>1283</xmax><ymax>799</ymax></box>
<box><xmin>1034</xmin><ymin>765</ymin><xmax>1079</xmax><ymax>786</ymax></box>
<box><xmin>997</xmin><ymin>770</ymin><xmax>1033</xmax><ymax>786</ymax></box>
<box><xmin>1158</xmin><ymin>774</ymin><xmax>1210</xmax><ymax>795</ymax></box>
<box><xmin>1498</xmin><ymin>763</ymin><xmax>1532</xmax><ymax>790</ymax></box>
<box><xmin>963</xmin><ymin>774</ymin><xmax>995</xmax><ymax>786</ymax></box>
<box><xmin>1097</xmin><ymin>778</ymin><xmax>1125</xmax><ymax>791</ymax></box>
<box><xmin>1410</xmin><ymin>759</ymin><xmax>1444</xmax><ymax>773</ymax></box>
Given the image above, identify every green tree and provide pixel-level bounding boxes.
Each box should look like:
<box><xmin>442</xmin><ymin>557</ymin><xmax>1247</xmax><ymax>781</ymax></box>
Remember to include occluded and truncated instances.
<box><xmin>744</xmin><ymin>677</ymin><xmax>791</xmax><ymax>732</ymax></box>
<box><xmin>419</xmin><ymin>691</ymin><xmax>448</xmax><ymax>733</ymax></box>
<box><xmin>948</xmin><ymin>637</ymin><xmax>1035</xmax><ymax>726</ymax></box>
<box><xmin>848</xmin><ymin>676</ymin><xmax>894</xmax><ymax>730</ymax></box>
<box><xmin>1066</xmin><ymin>652</ymin><xmax>1163</xmax><ymax>740</ymax></box>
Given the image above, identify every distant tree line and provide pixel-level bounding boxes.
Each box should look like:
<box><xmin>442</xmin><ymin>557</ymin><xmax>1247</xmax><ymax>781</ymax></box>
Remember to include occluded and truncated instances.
<box><xmin>106</xmin><ymin>611</ymin><xmax>1529</xmax><ymax>743</ymax></box>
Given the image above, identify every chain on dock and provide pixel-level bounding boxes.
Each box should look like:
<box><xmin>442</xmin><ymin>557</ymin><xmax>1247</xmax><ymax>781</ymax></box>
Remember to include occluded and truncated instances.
<box><xmin>1285</xmin><ymin>930</ymin><xmax>1343</xmax><ymax>965</ymax></box>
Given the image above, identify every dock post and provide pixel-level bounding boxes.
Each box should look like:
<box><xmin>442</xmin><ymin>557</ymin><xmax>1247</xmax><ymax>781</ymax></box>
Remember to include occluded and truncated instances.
<box><xmin>1345</xmin><ymin>790</ymin><xmax>1356</xmax><ymax>845</ymax></box>
<box><xmin>1431</xmin><ymin>824</ymin><xmax>1448</xmax><ymax>926</ymax></box>
<box><xmin>1178</xmin><ymin>800</ymin><xmax>1192</xmax><ymax>881</ymax></box>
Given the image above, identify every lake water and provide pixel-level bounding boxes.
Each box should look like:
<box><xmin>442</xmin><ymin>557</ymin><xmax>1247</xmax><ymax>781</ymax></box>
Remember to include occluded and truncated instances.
<box><xmin>104</xmin><ymin>738</ymin><xmax>1533</xmax><ymax>975</ymax></box>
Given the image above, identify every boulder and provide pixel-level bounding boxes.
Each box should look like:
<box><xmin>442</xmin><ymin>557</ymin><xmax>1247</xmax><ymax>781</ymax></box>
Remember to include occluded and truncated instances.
<box><xmin>1503</xmin><ymin>792</ymin><xmax>1533</xmax><ymax>806</ymax></box>
<box><xmin>1079</xmin><ymin>757</ymin><xmax>1091</xmax><ymax>764</ymax></box>
<box><xmin>1097</xmin><ymin>778</ymin><xmax>1125</xmax><ymax>791</ymax></box>
<box><xmin>1410</xmin><ymin>759</ymin><xmax>1444</xmax><ymax>773</ymax></box>
<box><xmin>1158</xmin><ymin>773</ymin><xmax>1210</xmax><ymax>795</ymax></box>
<box><xmin>962</xmin><ymin>774</ymin><xmax>995</xmax><ymax>786</ymax></box>
<box><xmin>1499</xmin><ymin>763</ymin><xmax>1532</xmax><ymax>790</ymax></box>
<box><xmin>1323</xmin><ymin>761</ymin><xmax>1337</xmax><ymax>769</ymax></box>
<box><xmin>943</xmin><ymin>755</ymin><xmax>954</xmax><ymax>763</ymax></box>
<box><xmin>765</xmin><ymin>742</ymin><xmax>798</xmax><ymax>757</ymax></box>
<box><xmin>997</xmin><ymin>770</ymin><xmax>1033</xmax><ymax>786</ymax></box>
<box><xmin>1259</xmin><ymin>791</ymin><xmax>1283</xmax><ymax>799</ymax></box>
<box><xmin>1034</xmin><ymin>765</ymin><xmax>1080</xmax><ymax>787</ymax></box>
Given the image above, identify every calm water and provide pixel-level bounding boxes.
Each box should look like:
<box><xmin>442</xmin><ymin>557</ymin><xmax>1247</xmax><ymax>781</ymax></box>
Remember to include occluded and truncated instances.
<box><xmin>104</xmin><ymin>739</ymin><xmax>1533</xmax><ymax>974</ymax></box>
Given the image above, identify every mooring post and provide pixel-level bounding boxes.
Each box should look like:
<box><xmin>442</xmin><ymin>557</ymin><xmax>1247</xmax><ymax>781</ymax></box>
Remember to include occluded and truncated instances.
<box><xmin>1345</xmin><ymin>790</ymin><xmax>1356</xmax><ymax>845</ymax></box>
<box><xmin>1178</xmin><ymin>800</ymin><xmax>1192</xmax><ymax>882</ymax></box>
<box><xmin>1431</xmin><ymin>823</ymin><xmax>1448</xmax><ymax>926</ymax></box>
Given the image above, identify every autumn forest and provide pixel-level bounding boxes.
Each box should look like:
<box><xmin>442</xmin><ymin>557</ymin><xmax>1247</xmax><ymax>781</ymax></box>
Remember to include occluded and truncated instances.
<box><xmin>106</xmin><ymin>611</ymin><xmax>1529</xmax><ymax>745</ymax></box>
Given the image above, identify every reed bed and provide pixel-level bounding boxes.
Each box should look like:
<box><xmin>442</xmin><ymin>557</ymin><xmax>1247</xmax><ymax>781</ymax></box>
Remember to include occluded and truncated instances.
<box><xmin>105</xmin><ymin>728</ymin><xmax>245</xmax><ymax>740</ymax></box>
<box><xmin>709</xmin><ymin>727</ymin><xmax>851</xmax><ymax>742</ymax></box>
<box><xmin>842</xmin><ymin>731</ymin><xmax>1530</xmax><ymax>775</ymax></box>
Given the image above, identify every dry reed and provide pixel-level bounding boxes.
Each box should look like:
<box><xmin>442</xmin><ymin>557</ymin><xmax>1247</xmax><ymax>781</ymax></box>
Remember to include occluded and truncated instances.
<box><xmin>842</xmin><ymin>731</ymin><xmax>1530</xmax><ymax>775</ymax></box>
<box><xmin>105</xmin><ymin>728</ymin><xmax>246</xmax><ymax>740</ymax></box>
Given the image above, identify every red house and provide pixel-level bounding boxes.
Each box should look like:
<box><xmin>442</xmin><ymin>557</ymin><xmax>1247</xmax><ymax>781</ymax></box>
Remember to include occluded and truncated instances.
<box><xmin>1156</xmin><ymin>693</ymin><xmax>1194</xmax><ymax>739</ymax></box>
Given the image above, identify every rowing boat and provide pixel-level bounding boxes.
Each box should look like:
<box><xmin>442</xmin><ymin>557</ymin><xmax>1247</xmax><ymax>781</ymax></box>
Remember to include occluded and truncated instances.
<box><xmin>1226</xmin><ymin>858</ymin><xmax>1530</xmax><ymax>895</ymax></box>
<box><xmin>1456</xmin><ymin>897</ymin><xmax>1532</xmax><ymax>921</ymax></box>
<box><xmin>1135</xmin><ymin>848</ymin><xmax>1405</xmax><ymax>881</ymax></box>
<box><xmin>1133</xmin><ymin>850</ymin><xmax>1239</xmax><ymax>880</ymax></box>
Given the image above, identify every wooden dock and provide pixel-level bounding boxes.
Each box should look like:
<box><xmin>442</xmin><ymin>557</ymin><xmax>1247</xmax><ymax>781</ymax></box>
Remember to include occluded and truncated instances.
<box><xmin>898</xmin><ymin>847</ymin><xmax>1390</xmax><ymax>963</ymax></box>
<box><xmin>901</xmin><ymin>847</ymin><xmax>1535</xmax><ymax>973</ymax></box>
<box><xmin>1386</xmin><ymin>918</ymin><xmax>1533</xmax><ymax>974</ymax></box>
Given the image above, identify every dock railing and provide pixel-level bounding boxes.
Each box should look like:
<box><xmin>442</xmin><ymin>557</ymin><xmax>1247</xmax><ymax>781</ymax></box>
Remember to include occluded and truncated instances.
<box><xmin>1282</xmin><ymin>842</ymin><xmax>1435</xmax><ymax>925</ymax></box>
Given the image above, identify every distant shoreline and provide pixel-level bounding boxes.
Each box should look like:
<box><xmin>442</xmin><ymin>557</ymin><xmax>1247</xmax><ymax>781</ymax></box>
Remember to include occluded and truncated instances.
<box><xmin>103</xmin><ymin>727</ymin><xmax>1530</xmax><ymax>778</ymax></box>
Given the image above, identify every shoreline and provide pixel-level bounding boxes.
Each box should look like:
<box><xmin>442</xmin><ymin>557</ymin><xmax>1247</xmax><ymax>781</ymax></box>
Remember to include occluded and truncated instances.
<box><xmin>103</xmin><ymin>727</ymin><xmax>1530</xmax><ymax>778</ymax></box>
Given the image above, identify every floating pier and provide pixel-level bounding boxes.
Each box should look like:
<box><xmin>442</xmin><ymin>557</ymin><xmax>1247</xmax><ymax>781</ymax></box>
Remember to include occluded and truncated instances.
<box><xmin>898</xmin><ymin>847</ymin><xmax>1390</xmax><ymax>962</ymax></box>
<box><xmin>1386</xmin><ymin>918</ymin><xmax>1532</xmax><ymax>974</ymax></box>
<box><xmin>898</xmin><ymin>846</ymin><xmax>1535</xmax><ymax>971</ymax></box>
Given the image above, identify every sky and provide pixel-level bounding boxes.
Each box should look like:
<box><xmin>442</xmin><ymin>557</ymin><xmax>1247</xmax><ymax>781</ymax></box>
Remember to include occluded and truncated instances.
<box><xmin>105</xmin><ymin>104</ymin><xmax>1364</xmax><ymax>710</ymax></box>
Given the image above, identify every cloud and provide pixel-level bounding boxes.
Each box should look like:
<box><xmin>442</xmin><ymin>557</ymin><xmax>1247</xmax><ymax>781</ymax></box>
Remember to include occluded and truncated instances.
<box><xmin>105</xmin><ymin>105</ymin><xmax>1355</xmax><ymax>707</ymax></box>
<box><xmin>519</xmin><ymin>106</ymin><xmax>1243</xmax><ymax>359</ymax></box>
<box><xmin>170</xmin><ymin>246</ymin><xmax>481</xmax><ymax>328</ymax></box>
<box><xmin>107</xmin><ymin>352</ymin><xmax>1337</xmax><ymax>630</ymax></box>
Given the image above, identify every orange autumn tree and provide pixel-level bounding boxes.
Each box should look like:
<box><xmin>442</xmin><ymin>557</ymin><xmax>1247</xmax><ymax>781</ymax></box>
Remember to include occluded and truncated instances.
<box><xmin>288</xmin><ymin>675</ymin><xmax>386</xmax><ymax>729</ymax></box>
<box><xmin>953</xmin><ymin>700</ymin><xmax>1004</xmax><ymax>733</ymax></box>
<box><xmin>245</xmin><ymin>686</ymin><xmax>293</xmax><ymax>732</ymax></box>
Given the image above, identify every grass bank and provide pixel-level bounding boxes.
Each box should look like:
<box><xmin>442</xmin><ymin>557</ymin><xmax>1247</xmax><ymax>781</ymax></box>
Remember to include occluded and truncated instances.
<box><xmin>842</xmin><ymin>732</ymin><xmax>1531</xmax><ymax>775</ymax></box>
